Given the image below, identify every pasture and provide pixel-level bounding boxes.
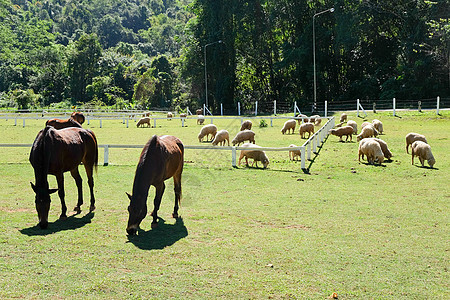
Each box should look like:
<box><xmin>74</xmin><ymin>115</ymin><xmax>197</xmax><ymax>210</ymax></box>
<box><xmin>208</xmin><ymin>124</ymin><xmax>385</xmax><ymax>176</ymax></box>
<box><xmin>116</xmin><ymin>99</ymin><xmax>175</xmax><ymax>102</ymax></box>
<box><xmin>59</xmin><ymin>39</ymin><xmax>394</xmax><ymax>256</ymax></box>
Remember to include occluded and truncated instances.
<box><xmin>0</xmin><ymin>111</ymin><xmax>448</xmax><ymax>299</ymax></box>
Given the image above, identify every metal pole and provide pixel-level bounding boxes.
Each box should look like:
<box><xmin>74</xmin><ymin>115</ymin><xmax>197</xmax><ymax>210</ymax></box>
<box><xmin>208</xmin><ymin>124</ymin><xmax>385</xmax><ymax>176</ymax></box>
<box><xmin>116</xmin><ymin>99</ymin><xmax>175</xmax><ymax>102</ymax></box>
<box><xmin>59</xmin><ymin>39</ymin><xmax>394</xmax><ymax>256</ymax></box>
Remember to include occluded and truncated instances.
<box><xmin>437</xmin><ymin>96</ymin><xmax>440</xmax><ymax>115</ymax></box>
<box><xmin>393</xmin><ymin>98</ymin><xmax>396</xmax><ymax>117</ymax></box>
<box><xmin>324</xmin><ymin>101</ymin><xmax>327</xmax><ymax>117</ymax></box>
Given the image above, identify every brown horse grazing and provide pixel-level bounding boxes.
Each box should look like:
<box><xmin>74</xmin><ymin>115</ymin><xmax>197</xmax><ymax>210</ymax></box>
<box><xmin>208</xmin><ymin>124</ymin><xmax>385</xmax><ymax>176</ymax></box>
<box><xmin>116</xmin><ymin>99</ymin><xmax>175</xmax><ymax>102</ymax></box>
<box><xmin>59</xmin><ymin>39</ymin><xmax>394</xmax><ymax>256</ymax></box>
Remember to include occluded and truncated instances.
<box><xmin>29</xmin><ymin>126</ymin><xmax>98</xmax><ymax>229</ymax></box>
<box><xmin>46</xmin><ymin>112</ymin><xmax>85</xmax><ymax>129</ymax></box>
<box><xmin>126</xmin><ymin>135</ymin><xmax>184</xmax><ymax>235</ymax></box>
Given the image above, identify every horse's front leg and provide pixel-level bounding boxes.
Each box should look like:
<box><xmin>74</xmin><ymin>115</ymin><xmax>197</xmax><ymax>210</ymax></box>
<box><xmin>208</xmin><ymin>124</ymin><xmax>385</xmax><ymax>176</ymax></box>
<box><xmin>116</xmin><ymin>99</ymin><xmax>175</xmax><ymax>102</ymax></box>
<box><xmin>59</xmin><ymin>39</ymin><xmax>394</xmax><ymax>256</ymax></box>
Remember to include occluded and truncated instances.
<box><xmin>70</xmin><ymin>168</ymin><xmax>83</xmax><ymax>213</ymax></box>
<box><xmin>151</xmin><ymin>182</ymin><xmax>165</xmax><ymax>228</ymax></box>
<box><xmin>55</xmin><ymin>173</ymin><xmax>67</xmax><ymax>220</ymax></box>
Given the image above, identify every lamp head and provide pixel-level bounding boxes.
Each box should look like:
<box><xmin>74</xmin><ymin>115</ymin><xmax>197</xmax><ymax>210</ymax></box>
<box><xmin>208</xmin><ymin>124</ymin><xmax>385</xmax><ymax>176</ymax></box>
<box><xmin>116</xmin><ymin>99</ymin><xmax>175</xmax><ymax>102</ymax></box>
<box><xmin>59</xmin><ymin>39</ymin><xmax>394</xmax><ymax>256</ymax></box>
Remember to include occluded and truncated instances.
<box><xmin>330</xmin><ymin>8</ymin><xmax>335</xmax><ymax>12</ymax></box>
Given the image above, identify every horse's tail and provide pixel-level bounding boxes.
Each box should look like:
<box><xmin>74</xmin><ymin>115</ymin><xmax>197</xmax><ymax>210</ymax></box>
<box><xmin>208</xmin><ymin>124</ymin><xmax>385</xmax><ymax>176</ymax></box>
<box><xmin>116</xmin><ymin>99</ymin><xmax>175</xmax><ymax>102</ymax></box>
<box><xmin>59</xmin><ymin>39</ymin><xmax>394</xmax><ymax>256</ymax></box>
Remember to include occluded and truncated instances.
<box><xmin>86</xmin><ymin>129</ymin><xmax>98</xmax><ymax>173</ymax></box>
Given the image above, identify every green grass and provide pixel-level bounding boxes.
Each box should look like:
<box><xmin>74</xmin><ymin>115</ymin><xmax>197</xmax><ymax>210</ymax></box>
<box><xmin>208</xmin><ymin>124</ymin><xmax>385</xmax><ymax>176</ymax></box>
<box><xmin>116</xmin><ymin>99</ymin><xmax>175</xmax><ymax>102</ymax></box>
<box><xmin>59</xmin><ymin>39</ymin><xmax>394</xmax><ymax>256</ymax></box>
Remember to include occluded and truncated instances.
<box><xmin>0</xmin><ymin>111</ymin><xmax>448</xmax><ymax>299</ymax></box>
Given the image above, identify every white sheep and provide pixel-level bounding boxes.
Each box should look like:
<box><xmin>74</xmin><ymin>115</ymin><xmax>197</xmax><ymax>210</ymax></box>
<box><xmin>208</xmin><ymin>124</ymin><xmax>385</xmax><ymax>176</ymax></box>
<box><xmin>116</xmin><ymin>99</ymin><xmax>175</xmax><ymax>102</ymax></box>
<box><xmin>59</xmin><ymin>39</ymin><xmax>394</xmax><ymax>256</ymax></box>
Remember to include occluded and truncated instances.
<box><xmin>289</xmin><ymin>144</ymin><xmax>301</xmax><ymax>161</ymax></box>
<box><xmin>329</xmin><ymin>126</ymin><xmax>354</xmax><ymax>142</ymax></box>
<box><xmin>357</xmin><ymin>124</ymin><xmax>379</xmax><ymax>142</ymax></box>
<box><xmin>411</xmin><ymin>141</ymin><xmax>435</xmax><ymax>168</ymax></box>
<box><xmin>167</xmin><ymin>112</ymin><xmax>173</xmax><ymax>119</ymax></box>
<box><xmin>296</xmin><ymin>114</ymin><xmax>309</xmax><ymax>125</ymax></box>
<box><xmin>232</xmin><ymin>130</ymin><xmax>256</xmax><ymax>146</ymax></box>
<box><xmin>299</xmin><ymin>123</ymin><xmax>315</xmax><ymax>139</ymax></box>
<box><xmin>373</xmin><ymin>138</ymin><xmax>393</xmax><ymax>160</ymax></box>
<box><xmin>179</xmin><ymin>113</ymin><xmax>187</xmax><ymax>118</ymax></box>
<box><xmin>198</xmin><ymin>124</ymin><xmax>217</xmax><ymax>142</ymax></box>
<box><xmin>340</xmin><ymin>113</ymin><xmax>347</xmax><ymax>123</ymax></box>
<box><xmin>281</xmin><ymin>119</ymin><xmax>296</xmax><ymax>134</ymax></box>
<box><xmin>240</xmin><ymin>120</ymin><xmax>253</xmax><ymax>131</ymax></box>
<box><xmin>310</xmin><ymin>115</ymin><xmax>321</xmax><ymax>126</ymax></box>
<box><xmin>212</xmin><ymin>129</ymin><xmax>230</xmax><ymax>146</ymax></box>
<box><xmin>196</xmin><ymin>108</ymin><xmax>203</xmax><ymax>115</ymax></box>
<box><xmin>238</xmin><ymin>143</ymin><xmax>269</xmax><ymax>169</ymax></box>
<box><xmin>358</xmin><ymin>139</ymin><xmax>384</xmax><ymax>165</ymax></box>
<box><xmin>372</xmin><ymin>119</ymin><xmax>383</xmax><ymax>134</ymax></box>
<box><xmin>347</xmin><ymin>120</ymin><xmax>357</xmax><ymax>134</ymax></box>
<box><xmin>361</xmin><ymin>121</ymin><xmax>371</xmax><ymax>129</ymax></box>
<box><xmin>197</xmin><ymin>114</ymin><xmax>205</xmax><ymax>125</ymax></box>
<box><xmin>136</xmin><ymin>117</ymin><xmax>151</xmax><ymax>128</ymax></box>
<box><xmin>405</xmin><ymin>132</ymin><xmax>427</xmax><ymax>154</ymax></box>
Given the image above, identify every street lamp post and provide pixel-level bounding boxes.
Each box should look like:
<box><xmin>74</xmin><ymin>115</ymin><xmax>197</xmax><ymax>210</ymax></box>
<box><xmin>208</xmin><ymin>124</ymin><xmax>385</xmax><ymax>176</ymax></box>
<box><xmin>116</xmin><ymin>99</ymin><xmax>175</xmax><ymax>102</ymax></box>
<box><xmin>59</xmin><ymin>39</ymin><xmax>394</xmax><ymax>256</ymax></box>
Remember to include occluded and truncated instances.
<box><xmin>313</xmin><ymin>8</ymin><xmax>334</xmax><ymax>113</ymax></box>
<box><xmin>204</xmin><ymin>40</ymin><xmax>223</xmax><ymax>114</ymax></box>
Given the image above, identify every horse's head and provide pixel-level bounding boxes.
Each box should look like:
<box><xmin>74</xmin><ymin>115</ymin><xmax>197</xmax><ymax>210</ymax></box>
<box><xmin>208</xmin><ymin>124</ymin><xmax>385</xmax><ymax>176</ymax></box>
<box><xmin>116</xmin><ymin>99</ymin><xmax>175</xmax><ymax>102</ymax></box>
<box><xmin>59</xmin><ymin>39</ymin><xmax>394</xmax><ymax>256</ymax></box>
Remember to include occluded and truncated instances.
<box><xmin>30</xmin><ymin>183</ymin><xmax>57</xmax><ymax>229</ymax></box>
<box><xmin>126</xmin><ymin>192</ymin><xmax>147</xmax><ymax>235</ymax></box>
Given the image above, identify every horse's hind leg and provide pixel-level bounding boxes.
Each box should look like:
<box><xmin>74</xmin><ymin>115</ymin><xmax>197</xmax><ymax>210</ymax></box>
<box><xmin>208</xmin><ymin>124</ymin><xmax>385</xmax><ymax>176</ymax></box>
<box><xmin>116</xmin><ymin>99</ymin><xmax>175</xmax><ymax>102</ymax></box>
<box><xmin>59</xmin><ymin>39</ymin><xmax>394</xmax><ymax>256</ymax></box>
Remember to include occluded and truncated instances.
<box><xmin>151</xmin><ymin>182</ymin><xmax>165</xmax><ymax>228</ymax></box>
<box><xmin>83</xmin><ymin>163</ymin><xmax>96</xmax><ymax>212</ymax></box>
<box><xmin>55</xmin><ymin>173</ymin><xmax>68</xmax><ymax>220</ymax></box>
<box><xmin>70</xmin><ymin>168</ymin><xmax>83</xmax><ymax>213</ymax></box>
<box><xmin>173</xmin><ymin>173</ymin><xmax>182</xmax><ymax>219</ymax></box>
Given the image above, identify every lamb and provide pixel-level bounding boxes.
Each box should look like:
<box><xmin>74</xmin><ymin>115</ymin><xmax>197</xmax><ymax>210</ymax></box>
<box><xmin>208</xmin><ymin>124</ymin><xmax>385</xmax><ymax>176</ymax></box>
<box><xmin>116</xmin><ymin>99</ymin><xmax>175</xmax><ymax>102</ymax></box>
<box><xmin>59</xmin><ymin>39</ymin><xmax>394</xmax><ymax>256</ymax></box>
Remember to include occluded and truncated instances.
<box><xmin>240</xmin><ymin>120</ymin><xmax>252</xmax><ymax>131</ymax></box>
<box><xmin>212</xmin><ymin>129</ymin><xmax>230</xmax><ymax>146</ymax></box>
<box><xmin>310</xmin><ymin>115</ymin><xmax>321</xmax><ymax>126</ymax></box>
<box><xmin>198</xmin><ymin>124</ymin><xmax>217</xmax><ymax>142</ymax></box>
<box><xmin>405</xmin><ymin>132</ymin><xmax>427</xmax><ymax>154</ymax></box>
<box><xmin>356</xmin><ymin>124</ymin><xmax>379</xmax><ymax>142</ymax></box>
<box><xmin>372</xmin><ymin>119</ymin><xmax>383</xmax><ymax>134</ymax></box>
<box><xmin>136</xmin><ymin>117</ymin><xmax>151</xmax><ymax>128</ymax></box>
<box><xmin>167</xmin><ymin>112</ymin><xmax>173</xmax><ymax>119</ymax></box>
<box><xmin>340</xmin><ymin>113</ymin><xmax>347</xmax><ymax>123</ymax></box>
<box><xmin>296</xmin><ymin>114</ymin><xmax>309</xmax><ymax>125</ymax></box>
<box><xmin>299</xmin><ymin>123</ymin><xmax>315</xmax><ymax>139</ymax></box>
<box><xmin>281</xmin><ymin>119</ymin><xmax>296</xmax><ymax>134</ymax></box>
<box><xmin>238</xmin><ymin>143</ymin><xmax>269</xmax><ymax>169</ymax></box>
<box><xmin>289</xmin><ymin>144</ymin><xmax>301</xmax><ymax>161</ymax></box>
<box><xmin>232</xmin><ymin>130</ymin><xmax>256</xmax><ymax>146</ymax></box>
<box><xmin>196</xmin><ymin>108</ymin><xmax>203</xmax><ymax>115</ymax></box>
<box><xmin>179</xmin><ymin>113</ymin><xmax>187</xmax><ymax>118</ymax></box>
<box><xmin>347</xmin><ymin>120</ymin><xmax>357</xmax><ymax>134</ymax></box>
<box><xmin>329</xmin><ymin>126</ymin><xmax>354</xmax><ymax>142</ymax></box>
<box><xmin>411</xmin><ymin>141</ymin><xmax>435</xmax><ymax>168</ymax></box>
<box><xmin>358</xmin><ymin>139</ymin><xmax>384</xmax><ymax>165</ymax></box>
<box><xmin>197</xmin><ymin>114</ymin><xmax>205</xmax><ymax>125</ymax></box>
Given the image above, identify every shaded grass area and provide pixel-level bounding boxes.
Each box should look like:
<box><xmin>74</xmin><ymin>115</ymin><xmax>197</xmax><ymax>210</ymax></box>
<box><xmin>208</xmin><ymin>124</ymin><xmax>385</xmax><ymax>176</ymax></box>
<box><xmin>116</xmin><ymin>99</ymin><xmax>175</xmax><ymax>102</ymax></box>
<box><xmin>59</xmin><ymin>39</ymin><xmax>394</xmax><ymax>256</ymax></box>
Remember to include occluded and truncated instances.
<box><xmin>0</xmin><ymin>111</ymin><xmax>448</xmax><ymax>298</ymax></box>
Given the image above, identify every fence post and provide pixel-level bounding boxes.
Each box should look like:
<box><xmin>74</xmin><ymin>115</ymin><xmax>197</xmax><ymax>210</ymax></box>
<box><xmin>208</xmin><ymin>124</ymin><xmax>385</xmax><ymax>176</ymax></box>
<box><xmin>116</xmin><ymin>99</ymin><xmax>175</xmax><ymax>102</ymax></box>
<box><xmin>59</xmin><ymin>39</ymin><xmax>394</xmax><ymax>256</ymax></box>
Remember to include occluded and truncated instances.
<box><xmin>324</xmin><ymin>101</ymin><xmax>327</xmax><ymax>117</ymax></box>
<box><xmin>14</xmin><ymin>117</ymin><xmax>17</xmax><ymax>126</ymax></box>
<box><xmin>373</xmin><ymin>102</ymin><xmax>376</xmax><ymax>113</ymax></box>
<box><xmin>231</xmin><ymin>147</ymin><xmax>237</xmax><ymax>167</ymax></box>
<box><xmin>357</xmin><ymin>99</ymin><xmax>360</xmax><ymax>117</ymax></box>
<box><xmin>270</xmin><ymin>117</ymin><xmax>273</xmax><ymax>127</ymax></box>
<box><xmin>255</xmin><ymin>101</ymin><xmax>258</xmax><ymax>116</ymax></box>
<box><xmin>103</xmin><ymin>145</ymin><xmax>109</xmax><ymax>166</ymax></box>
<box><xmin>23</xmin><ymin>119</ymin><xmax>25</xmax><ymax>128</ymax></box>
<box><xmin>153</xmin><ymin>118</ymin><xmax>156</xmax><ymax>128</ymax></box>
<box><xmin>87</xmin><ymin>116</ymin><xmax>90</xmax><ymax>125</ymax></box>
<box><xmin>301</xmin><ymin>146</ymin><xmax>306</xmax><ymax>169</ymax></box>
<box><xmin>418</xmin><ymin>101</ymin><xmax>422</xmax><ymax>112</ymax></box>
<box><xmin>274</xmin><ymin>100</ymin><xmax>277</xmax><ymax>115</ymax></box>
<box><xmin>294</xmin><ymin>101</ymin><xmax>297</xmax><ymax>116</ymax></box>
<box><xmin>393</xmin><ymin>98</ymin><xmax>396</xmax><ymax>116</ymax></box>
<box><xmin>126</xmin><ymin>118</ymin><xmax>129</xmax><ymax>128</ymax></box>
<box><xmin>238</xmin><ymin>102</ymin><xmax>241</xmax><ymax>116</ymax></box>
<box><xmin>307</xmin><ymin>142</ymin><xmax>311</xmax><ymax>160</ymax></box>
<box><xmin>182</xmin><ymin>118</ymin><xmax>185</xmax><ymax>127</ymax></box>
<box><xmin>437</xmin><ymin>96</ymin><xmax>440</xmax><ymax>115</ymax></box>
<box><xmin>220</xmin><ymin>103</ymin><xmax>223</xmax><ymax>116</ymax></box>
<box><xmin>100</xmin><ymin>119</ymin><xmax>102</xmax><ymax>128</ymax></box>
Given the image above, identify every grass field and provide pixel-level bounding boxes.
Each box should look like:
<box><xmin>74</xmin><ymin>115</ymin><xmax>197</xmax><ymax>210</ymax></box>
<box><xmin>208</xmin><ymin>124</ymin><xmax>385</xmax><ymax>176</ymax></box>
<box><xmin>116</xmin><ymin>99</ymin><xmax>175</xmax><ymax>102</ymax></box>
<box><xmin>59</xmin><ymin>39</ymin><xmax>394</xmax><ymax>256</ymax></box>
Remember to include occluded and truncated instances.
<box><xmin>0</xmin><ymin>111</ymin><xmax>448</xmax><ymax>299</ymax></box>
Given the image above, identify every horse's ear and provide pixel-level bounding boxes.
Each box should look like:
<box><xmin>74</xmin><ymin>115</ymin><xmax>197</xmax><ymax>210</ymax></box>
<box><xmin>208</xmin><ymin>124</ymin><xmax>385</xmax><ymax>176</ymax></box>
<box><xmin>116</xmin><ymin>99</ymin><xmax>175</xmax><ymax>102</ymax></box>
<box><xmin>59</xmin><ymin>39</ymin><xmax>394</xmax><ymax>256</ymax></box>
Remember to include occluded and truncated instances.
<box><xmin>30</xmin><ymin>182</ymin><xmax>37</xmax><ymax>193</ymax></box>
<box><xmin>49</xmin><ymin>188</ymin><xmax>58</xmax><ymax>194</ymax></box>
<box><xmin>126</xmin><ymin>192</ymin><xmax>132</xmax><ymax>201</ymax></box>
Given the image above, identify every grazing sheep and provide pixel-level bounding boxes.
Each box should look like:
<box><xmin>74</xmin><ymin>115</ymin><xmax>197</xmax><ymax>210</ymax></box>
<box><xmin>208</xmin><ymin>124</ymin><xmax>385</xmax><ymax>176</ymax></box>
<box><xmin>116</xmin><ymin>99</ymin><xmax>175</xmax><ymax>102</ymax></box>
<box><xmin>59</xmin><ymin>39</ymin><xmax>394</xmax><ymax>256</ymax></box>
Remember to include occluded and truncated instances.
<box><xmin>340</xmin><ymin>113</ymin><xmax>347</xmax><ymax>123</ymax></box>
<box><xmin>357</xmin><ymin>124</ymin><xmax>378</xmax><ymax>142</ymax></box>
<box><xmin>372</xmin><ymin>119</ymin><xmax>383</xmax><ymax>134</ymax></box>
<box><xmin>334</xmin><ymin>121</ymin><xmax>345</xmax><ymax>128</ymax></box>
<box><xmin>281</xmin><ymin>119</ymin><xmax>296</xmax><ymax>134</ymax></box>
<box><xmin>347</xmin><ymin>120</ymin><xmax>357</xmax><ymax>134</ymax></box>
<box><xmin>411</xmin><ymin>141</ymin><xmax>435</xmax><ymax>168</ymax></box>
<box><xmin>373</xmin><ymin>138</ymin><xmax>393</xmax><ymax>160</ymax></box>
<box><xmin>299</xmin><ymin>123</ymin><xmax>315</xmax><ymax>139</ymax></box>
<box><xmin>405</xmin><ymin>132</ymin><xmax>427</xmax><ymax>154</ymax></box>
<box><xmin>198</xmin><ymin>124</ymin><xmax>217</xmax><ymax>142</ymax></box>
<box><xmin>361</xmin><ymin>121</ymin><xmax>371</xmax><ymax>129</ymax></box>
<box><xmin>143</xmin><ymin>111</ymin><xmax>151</xmax><ymax>117</ymax></box>
<box><xmin>238</xmin><ymin>143</ymin><xmax>269</xmax><ymax>169</ymax></box>
<box><xmin>179</xmin><ymin>113</ymin><xmax>187</xmax><ymax>118</ymax></box>
<box><xmin>212</xmin><ymin>129</ymin><xmax>230</xmax><ymax>146</ymax></box>
<box><xmin>232</xmin><ymin>130</ymin><xmax>256</xmax><ymax>146</ymax></box>
<box><xmin>329</xmin><ymin>126</ymin><xmax>354</xmax><ymax>142</ymax></box>
<box><xmin>310</xmin><ymin>115</ymin><xmax>321</xmax><ymax>126</ymax></box>
<box><xmin>136</xmin><ymin>117</ymin><xmax>151</xmax><ymax>128</ymax></box>
<box><xmin>197</xmin><ymin>115</ymin><xmax>205</xmax><ymax>125</ymax></box>
<box><xmin>240</xmin><ymin>120</ymin><xmax>253</xmax><ymax>131</ymax></box>
<box><xmin>167</xmin><ymin>112</ymin><xmax>173</xmax><ymax>119</ymax></box>
<box><xmin>289</xmin><ymin>144</ymin><xmax>301</xmax><ymax>161</ymax></box>
<box><xmin>314</xmin><ymin>117</ymin><xmax>322</xmax><ymax>126</ymax></box>
<box><xmin>358</xmin><ymin>139</ymin><xmax>384</xmax><ymax>165</ymax></box>
<box><xmin>296</xmin><ymin>114</ymin><xmax>309</xmax><ymax>125</ymax></box>
<box><xmin>196</xmin><ymin>108</ymin><xmax>203</xmax><ymax>115</ymax></box>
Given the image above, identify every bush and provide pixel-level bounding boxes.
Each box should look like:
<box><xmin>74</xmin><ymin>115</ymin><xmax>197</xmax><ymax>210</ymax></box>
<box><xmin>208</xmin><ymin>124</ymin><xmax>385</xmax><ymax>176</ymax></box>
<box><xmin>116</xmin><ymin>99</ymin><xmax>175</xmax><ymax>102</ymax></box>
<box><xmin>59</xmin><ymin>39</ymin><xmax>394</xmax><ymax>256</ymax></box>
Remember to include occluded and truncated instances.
<box><xmin>259</xmin><ymin>119</ymin><xmax>268</xmax><ymax>127</ymax></box>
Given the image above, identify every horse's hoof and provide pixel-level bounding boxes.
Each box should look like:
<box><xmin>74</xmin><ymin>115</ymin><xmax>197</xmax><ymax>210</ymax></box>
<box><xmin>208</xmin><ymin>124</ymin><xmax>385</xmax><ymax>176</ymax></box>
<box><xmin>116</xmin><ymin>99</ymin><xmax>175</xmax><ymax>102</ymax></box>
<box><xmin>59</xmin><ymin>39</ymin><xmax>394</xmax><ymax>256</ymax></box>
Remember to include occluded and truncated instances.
<box><xmin>73</xmin><ymin>206</ymin><xmax>81</xmax><ymax>214</ymax></box>
<box><xmin>59</xmin><ymin>214</ymin><xmax>67</xmax><ymax>221</ymax></box>
<box><xmin>89</xmin><ymin>205</ymin><xmax>95</xmax><ymax>212</ymax></box>
<box><xmin>172</xmin><ymin>213</ymin><xmax>179</xmax><ymax>218</ymax></box>
<box><xmin>151</xmin><ymin>222</ymin><xmax>158</xmax><ymax>229</ymax></box>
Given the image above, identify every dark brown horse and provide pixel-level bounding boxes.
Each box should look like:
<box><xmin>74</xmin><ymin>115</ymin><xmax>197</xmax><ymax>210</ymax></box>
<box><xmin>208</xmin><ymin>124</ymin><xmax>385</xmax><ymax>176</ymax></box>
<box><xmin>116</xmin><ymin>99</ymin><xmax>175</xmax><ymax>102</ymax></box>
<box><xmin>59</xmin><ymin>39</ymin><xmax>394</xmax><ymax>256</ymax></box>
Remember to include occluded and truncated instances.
<box><xmin>46</xmin><ymin>112</ymin><xmax>85</xmax><ymax>129</ymax></box>
<box><xmin>126</xmin><ymin>135</ymin><xmax>184</xmax><ymax>235</ymax></box>
<box><xmin>29</xmin><ymin>126</ymin><xmax>98</xmax><ymax>229</ymax></box>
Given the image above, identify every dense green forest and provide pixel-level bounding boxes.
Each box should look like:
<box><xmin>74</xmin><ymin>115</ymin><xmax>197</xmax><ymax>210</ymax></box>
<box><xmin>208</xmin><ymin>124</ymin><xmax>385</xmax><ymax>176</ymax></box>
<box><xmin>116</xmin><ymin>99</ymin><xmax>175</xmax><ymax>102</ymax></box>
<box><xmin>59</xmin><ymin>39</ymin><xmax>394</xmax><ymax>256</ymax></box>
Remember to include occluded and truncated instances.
<box><xmin>0</xmin><ymin>0</ymin><xmax>448</xmax><ymax>113</ymax></box>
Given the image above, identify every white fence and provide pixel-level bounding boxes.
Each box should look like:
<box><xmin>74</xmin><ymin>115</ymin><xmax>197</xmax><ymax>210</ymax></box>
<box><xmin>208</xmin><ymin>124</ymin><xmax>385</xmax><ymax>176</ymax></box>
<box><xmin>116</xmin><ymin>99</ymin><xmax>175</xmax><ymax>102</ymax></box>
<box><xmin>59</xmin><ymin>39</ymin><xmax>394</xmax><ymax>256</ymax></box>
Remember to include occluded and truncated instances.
<box><xmin>0</xmin><ymin>118</ymin><xmax>335</xmax><ymax>171</ymax></box>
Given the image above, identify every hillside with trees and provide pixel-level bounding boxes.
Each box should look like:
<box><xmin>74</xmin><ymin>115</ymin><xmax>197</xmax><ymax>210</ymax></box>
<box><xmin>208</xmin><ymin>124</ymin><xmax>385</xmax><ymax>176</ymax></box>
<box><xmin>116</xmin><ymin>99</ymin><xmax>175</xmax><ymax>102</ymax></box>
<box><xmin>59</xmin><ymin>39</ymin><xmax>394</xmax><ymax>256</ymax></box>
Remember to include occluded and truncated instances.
<box><xmin>0</xmin><ymin>0</ymin><xmax>448</xmax><ymax>113</ymax></box>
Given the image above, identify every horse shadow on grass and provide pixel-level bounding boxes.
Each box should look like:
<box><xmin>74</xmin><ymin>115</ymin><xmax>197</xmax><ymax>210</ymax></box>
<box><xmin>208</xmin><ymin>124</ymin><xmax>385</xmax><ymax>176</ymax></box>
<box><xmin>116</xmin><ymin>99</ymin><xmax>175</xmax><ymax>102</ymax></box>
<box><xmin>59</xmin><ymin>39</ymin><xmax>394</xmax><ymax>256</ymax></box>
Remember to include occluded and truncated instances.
<box><xmin>126</xmin><ymin>217</ymin><xmax>188</xmax><ymax>251</ymax></box>
<box><xmin>20</xmin><ymin>212</ymin><xmax>95</xmax><ymax>236</ymax></box>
